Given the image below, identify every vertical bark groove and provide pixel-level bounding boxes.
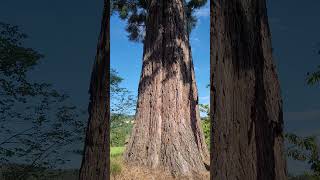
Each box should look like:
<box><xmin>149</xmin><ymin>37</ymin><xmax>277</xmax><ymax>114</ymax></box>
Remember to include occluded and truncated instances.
<box><xmin>79</xmin><ymin>1</ymin><xmax>110</xmax><ymax>180</ymax></box>
<box><xmin>210</xmin><ymin>0</ymin><xmax>287</xmax><ymax>180</ymax></box>
<box><xmin>124</xmin><ymin>0</ymin><xmax>209</xmax><ymax>177</ymax></box>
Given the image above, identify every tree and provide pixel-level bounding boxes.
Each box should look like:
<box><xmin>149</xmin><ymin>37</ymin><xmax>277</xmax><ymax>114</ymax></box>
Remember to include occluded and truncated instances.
<box><xmin>79</xmin><ymin>1</ymin><xmax>110</xmax><ymax>179</ymax></box>
<box><xmin>0</xmin><ymin>22</ymin><xmax>85</xmax><ymax>179</ymax></box>
<box><xmin>110</xmin><ymin>69</ymin><xmax>135</xmax><ymax>147</ymax></box>
<box><xmin>110</xmin><ymin>69</ymin><xmax>135</xmax><ymax>129</ymax></box>
<box><xmin>112</xmin><ymin>0</ymin><xmax>209</xmax><ymax>176</ymax></box>
<box><xmin>210</xmin><ymin>0</ymin><xmax>287</xmax><ymax>179</ymax></box>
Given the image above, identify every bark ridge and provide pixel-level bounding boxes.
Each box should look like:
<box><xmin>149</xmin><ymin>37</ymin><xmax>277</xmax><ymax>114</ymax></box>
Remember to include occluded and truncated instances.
<box><xmin>210</xmin><ymin>0</ymin><xmax>287</xmax><ymax>180</ymax></box>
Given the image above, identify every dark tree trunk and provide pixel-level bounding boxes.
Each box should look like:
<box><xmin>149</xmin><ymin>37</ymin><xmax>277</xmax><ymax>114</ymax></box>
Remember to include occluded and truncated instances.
<box><xmin>210</xmin><ymin>0</ymin><xmax>287</xmax><ymax>180</ymax></box>
<box><xmin>79</xmin><ymin>1</ymin><xmax>110</xmax><ymax>180</ymax></box>
<box><xmin>124</xmin><ymin>0</ymin><xmax>209</xmax><ymax>176</ymax></box>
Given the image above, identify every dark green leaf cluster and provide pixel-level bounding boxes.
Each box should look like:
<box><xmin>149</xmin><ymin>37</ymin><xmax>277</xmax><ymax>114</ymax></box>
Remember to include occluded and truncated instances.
<box><xmin>185</xmin><ymin>0</ymin><xmax>208</xmax><ymax>35</ymax></box>
<box><xmin>307</xmin><ymin>65</ymin><xmax>320</xmax><ymax>86</ymax></box>
<box><xmin>111</xmin><ymin>0</ymin><xmax>208</xmax><ymax>42</ymax></box>
<box><xmin>111</xmin><ymin>0</ymin><xmax>147</xmax><ymax>42</ymax></box>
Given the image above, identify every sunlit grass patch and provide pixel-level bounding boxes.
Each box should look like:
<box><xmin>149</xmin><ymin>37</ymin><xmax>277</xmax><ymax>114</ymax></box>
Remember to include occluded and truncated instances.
<box><xmin>110</xmin><ymin>147</ymin><xmax>125</xmax><ymax>158</ymax></box>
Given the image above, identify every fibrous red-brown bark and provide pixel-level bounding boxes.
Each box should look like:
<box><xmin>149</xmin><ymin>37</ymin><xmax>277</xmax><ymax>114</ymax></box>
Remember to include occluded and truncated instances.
<box><xmin>210</xmin><ymin>0</ymin><xmax>287</xmax><ymax>180</ymax></box>
<box><xmin>79</xmin><ymin>1</ymin><xmax>110</xmax><ymax>180</ymax></box>
<box><xmin>124</xmin><ymin>0</ymin><xmax>209</xmax><ymax>176</ymax></box>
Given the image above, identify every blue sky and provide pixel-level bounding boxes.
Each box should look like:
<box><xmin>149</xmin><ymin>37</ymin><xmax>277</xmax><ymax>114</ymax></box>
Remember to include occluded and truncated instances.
<box><xmin>111</xmin><ymin>2</ymin><xmax>211</xmax><ymax>107</ymax></box>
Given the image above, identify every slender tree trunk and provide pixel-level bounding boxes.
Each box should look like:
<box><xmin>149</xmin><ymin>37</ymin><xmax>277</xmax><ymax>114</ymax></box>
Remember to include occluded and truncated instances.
<box><xmin>79</xmin><ymin>1</ymin><xmax>110</xmax><ymax>180</ymax></box>
<box><xmin>124</xmin><ymin>0</ymin><xmax>209</xmax><ymax>176</ymax></box>
<box><xmin>210</xmin><ymin>0</ymin><xmax>287</xmax><ymax>180</ymax></box>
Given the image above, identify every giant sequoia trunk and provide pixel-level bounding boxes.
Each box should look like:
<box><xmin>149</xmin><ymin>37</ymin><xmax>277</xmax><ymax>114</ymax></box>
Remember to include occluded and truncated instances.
<box><xmin>210</xmin><ymin>0</ymin><xmax>287</xmax><ymax>180</ymax></box>
<box><xmin>124</xmin><ymin>0</ymin><xmax>209</xmax><ymax>176</ymax></box>
<box><xmin>79</xmin><ymin>1</ymin><xmax>110</xmax><ymax>180</ymax></box>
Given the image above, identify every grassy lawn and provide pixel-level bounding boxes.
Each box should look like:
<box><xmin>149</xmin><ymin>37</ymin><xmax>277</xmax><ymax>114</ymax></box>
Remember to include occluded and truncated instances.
<box><xmin>110</xmin><ymin>147</ymin><xmax>125</xmax><ymax>178</ymax></box>
<box><xmin>110</xmin><ymin>147</ymin><xmax>125</xmax><ymax>158</ymax></box>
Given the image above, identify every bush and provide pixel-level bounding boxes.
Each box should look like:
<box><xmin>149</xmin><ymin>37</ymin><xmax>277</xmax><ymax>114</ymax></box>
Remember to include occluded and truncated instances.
<box><xmin>201</xmin><ymin>119</ymin><xmax>210</xmax><ymax>150</ymax></box>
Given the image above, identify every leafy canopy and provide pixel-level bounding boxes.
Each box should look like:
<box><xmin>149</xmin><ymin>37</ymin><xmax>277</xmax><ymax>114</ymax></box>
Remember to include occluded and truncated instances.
<box><xmin>111</xmin><ymin>0</ymin><xmax>208</xmax><ymax>42</ymax></box>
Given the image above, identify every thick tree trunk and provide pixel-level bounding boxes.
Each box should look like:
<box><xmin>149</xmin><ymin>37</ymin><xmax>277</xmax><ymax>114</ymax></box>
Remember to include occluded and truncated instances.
<box><xmin>79</xmin><ymin>1</ymin><xmax>110</xmax><ymax>180</ymax></box>
<box><xmin>124</xmin><ymin>0</ymin><xmax>209</xmax><ymax>176</ymax></box>
<box><xmin>210</xmin><ymin>0</ymin><xmax>287</xmax><ymax>180</ymax></box>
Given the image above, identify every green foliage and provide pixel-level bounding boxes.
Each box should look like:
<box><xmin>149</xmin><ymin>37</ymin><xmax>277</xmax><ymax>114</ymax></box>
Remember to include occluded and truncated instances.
<box><xmin>307</xmin><ymin>65</ymin><xmax>320</xmax><ymax>85</ymax></box>
<box><xmin>199</xmin><ymin>104</ymin><xmax>210</xmax><ymax>149</ymax></box>
<box><xmin>111</xmin><ymin>0</ymin><xmax>208</xmax><ymax>42</ymax></box>
<box><xmin>199</xmin><ymin>104</ymin><xmax>209</xmax><ymax>118</ymax></box>
<box><xmin>286</xmin><ymin>133</ymin><xmax>320</xmax><ymax>177</ymax></box>
<box><xmin>110</xmin><ymin>115</ymin><xmax>133</xmax><ymax>147</ymax></box>
<box><xmin>201</xmin><ymin>118</ymin><xmax>210</xmax><ymax>149</ymax></box>
<box><xmin>110</xmin><ymin>69</ymin><xmax>135</xmax><ymax>147</ymax></box>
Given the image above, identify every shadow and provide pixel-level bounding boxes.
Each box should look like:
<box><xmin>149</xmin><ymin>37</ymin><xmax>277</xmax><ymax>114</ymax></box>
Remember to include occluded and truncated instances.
<box><xmin>204</xmin><ymin>163</ymin><xmax>210</xmax><ymax>171</ymax></box>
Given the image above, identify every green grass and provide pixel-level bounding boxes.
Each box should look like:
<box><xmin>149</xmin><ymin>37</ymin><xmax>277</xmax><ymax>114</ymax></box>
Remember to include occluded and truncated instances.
<box><xmin>110</xmin><ymin>147</ymin><xmax>125</xmax><ymax>158</ymax></box>
<box><xmin>110</xmin><ymin>147</ymin><xmax>125</xmax><ymax>177</ymax></box>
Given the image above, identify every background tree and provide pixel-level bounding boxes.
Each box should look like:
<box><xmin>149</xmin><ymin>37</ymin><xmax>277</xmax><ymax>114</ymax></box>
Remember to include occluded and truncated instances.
<box><xmin>0</xmin><ymin>22</ymin><xmax>85</xmax><ymax>180</ymax></box>
<box><xmin>79</xmin><ymin>1</ymin><xmax>110</xmax><ymax>179</ymax></box>
<box><xmin>112</xmin><ymin>0</ymin><xmax>209</xmax><ymax>176</ymax></box>
<box><xmin>210</xmin><ymin>0</ymin><xmax>287</xmax><ymax>179</ymax></box>
<box><xmin>110</xmin><ymin>69</ymin><xmax>135</xmax><ymax>147</ymax></box>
